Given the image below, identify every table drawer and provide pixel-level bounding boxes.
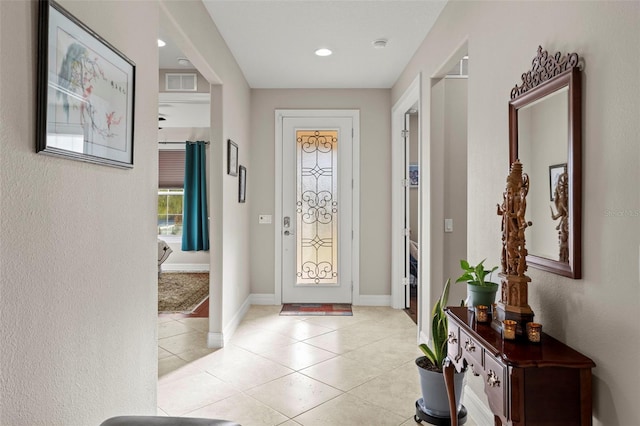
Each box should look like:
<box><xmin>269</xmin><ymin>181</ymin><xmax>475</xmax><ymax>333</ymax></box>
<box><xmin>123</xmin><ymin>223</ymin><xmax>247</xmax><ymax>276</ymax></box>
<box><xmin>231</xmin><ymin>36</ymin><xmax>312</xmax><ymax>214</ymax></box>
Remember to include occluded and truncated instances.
<box><xmin>484</xmin><ymin>353</ymin><xmax>507</xmax><ymax>418</ymax></box>
<box><xmin>461</xmin><ymin>330</ymin><xmax>483</xmax><ymax>372</ymax></box>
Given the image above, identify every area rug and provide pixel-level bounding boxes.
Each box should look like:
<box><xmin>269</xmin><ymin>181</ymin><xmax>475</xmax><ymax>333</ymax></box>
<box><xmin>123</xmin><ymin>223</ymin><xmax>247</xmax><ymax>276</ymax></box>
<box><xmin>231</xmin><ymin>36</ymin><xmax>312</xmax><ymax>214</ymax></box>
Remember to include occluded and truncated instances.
<box><xmin>280</xmin><ymin>303</ymin><xmax>353</xmax><ymax>316</ymax></box>
<box><xmin>158</xmin><ymin>272</ymin><xmax>209</xmax><ymax>313</ymax></box>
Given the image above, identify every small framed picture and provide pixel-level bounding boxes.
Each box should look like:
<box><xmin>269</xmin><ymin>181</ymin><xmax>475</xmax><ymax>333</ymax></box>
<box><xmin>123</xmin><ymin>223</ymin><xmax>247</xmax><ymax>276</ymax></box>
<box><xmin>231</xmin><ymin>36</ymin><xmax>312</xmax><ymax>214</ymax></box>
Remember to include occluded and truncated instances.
<box><xmin>238</xmin><ymin>165</ymin><xmax>246</xmax><ymax>203</ymax></box>
<box><xmin>409</xmin><ymin>163</ymin><xmax>419</xmax><ymax>187</ymax></box>
<box><xmin>37</xmin><ymin>0</ymin><xmax>135</xmax><ymax>168</ymax></box>
<box><xmin>549</xmin><ymin>163</ymin><xmax>567</xmax><ymax>201</ymax></box>
<box><xmin>227</xmin><ymin>139</ymin><xmax>238</xmax><ymax>176</ymax></box>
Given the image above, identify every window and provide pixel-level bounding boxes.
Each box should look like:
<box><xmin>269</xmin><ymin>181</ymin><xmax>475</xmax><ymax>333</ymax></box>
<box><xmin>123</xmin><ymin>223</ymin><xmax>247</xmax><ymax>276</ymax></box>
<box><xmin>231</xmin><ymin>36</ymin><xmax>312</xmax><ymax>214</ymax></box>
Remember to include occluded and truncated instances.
<box><xmin>158</xmin><ymin>150</ymin><xmax>185</xmax><ymax>237</ymax></box>
<box><xmin>158</xmin><ymin>189</ymin><xmax>183</xmax><ymax>236</ymax></box>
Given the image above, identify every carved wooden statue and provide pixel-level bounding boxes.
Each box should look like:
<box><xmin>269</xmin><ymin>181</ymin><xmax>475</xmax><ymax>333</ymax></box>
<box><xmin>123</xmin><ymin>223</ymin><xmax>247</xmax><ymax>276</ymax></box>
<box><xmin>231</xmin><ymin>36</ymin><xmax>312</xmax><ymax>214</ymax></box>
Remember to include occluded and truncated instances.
<box><xmin>493</xmin><ymin>160</ymin><xmax>535</xmax><ymax>334</ymax></box>
<box><xmin>550</xmin><ymin>172</ymin><xmax>569</xmax><ymax>263</ymax></box>
<box><xmin>497</xmin><ymin>160</ymin><xmax>532</xmax><ymax>277</ymax></box>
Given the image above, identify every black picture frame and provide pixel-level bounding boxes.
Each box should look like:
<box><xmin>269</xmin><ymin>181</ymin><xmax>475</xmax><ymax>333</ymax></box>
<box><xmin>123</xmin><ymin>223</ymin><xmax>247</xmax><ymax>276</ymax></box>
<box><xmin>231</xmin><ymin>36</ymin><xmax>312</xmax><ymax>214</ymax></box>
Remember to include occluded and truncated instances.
<box><xmin>549</xmin><ymin>163</ymin><xmax>567</xmax><ymax>201</ymax></box>
<box><xmin>238</xmin><ymin>165</ymin><xmax>246</xmax><ymax>203</ymax></box>
<box><xmin>227</xmin><ymin>139</ymin><xmax>238</xmax><ymax>176</ymax></box>
<box><xmin>37</xmin><ymin>0</ymin><xmax>136</xmax><ymax>168</ymax></box>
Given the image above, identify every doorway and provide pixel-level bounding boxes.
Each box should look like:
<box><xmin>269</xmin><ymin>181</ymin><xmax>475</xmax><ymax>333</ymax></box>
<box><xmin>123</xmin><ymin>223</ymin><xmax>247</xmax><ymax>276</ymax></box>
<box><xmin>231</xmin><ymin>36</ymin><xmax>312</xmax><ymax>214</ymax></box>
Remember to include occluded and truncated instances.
<box><xmin>428</xmin><ymin>54</ymin><xmax>469</xmax><ymax>311</ymax></box>
<box><xmin>275</xmin><ymin>110</ymin><xmax>360</xmax><ymax>304</ymax></box>
<box><xmin>406</xmin><ymin>109</ymin><xmax>420</xmax><ymax>323</ymax></box>
<box><xmin>391</xmin><ymin>75</ymin><xmax>421</xmax><ymax>326</ymax></box>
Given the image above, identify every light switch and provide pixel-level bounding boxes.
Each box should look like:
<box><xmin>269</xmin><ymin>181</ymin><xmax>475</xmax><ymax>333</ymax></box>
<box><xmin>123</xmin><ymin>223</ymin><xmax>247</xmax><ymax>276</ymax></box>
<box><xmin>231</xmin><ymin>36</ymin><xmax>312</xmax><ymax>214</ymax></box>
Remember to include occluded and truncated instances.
<box><xmin>258</xmin><ymin>214</ymin><xmax>272</xmax><ymax>224</ymax></box>
<box><xmin>444</xmin><ymin>219</ymin><xmax>453</xmax><ymax>233</ymax></box>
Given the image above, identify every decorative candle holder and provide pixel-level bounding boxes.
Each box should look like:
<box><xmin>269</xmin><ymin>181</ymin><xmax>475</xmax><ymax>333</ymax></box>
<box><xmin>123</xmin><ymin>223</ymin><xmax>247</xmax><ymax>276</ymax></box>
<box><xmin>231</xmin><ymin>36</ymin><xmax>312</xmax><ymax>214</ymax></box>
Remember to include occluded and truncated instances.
<box><xmin>527</xmin><ymin>322</ymin><xmax>542</xmax><ymax>343</ymax></box>
<box><xmin>475</xmin><ymin>305</ymin><xmax>489</xmax><ymax>323</ymax></box>
<box><xmin>503</xmin><ymin>320</ymin><xmax>517</xmax><ymax>340</ymax></box>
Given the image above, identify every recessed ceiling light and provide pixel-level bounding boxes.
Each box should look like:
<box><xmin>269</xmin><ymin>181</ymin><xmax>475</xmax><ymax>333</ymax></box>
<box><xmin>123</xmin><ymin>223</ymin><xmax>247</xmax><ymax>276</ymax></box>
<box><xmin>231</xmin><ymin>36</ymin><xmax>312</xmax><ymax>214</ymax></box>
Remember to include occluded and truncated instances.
<box><xmin>372</xmin><ymin>39</ymin><xmax>388</xmax><ymax>49</ymax></box>
<box><xmin>315</xmin><ymin>48</ymin><xmax>333</xmax><ymax>57</ymax></box>
<box><xmin>177</xmin><ymin>57</ymin><xmax>191</xmax><ymax>66</ymax></box>
<box><xmin>157</xmin><ymin>39</ymin><xmax>166</xmax><ymax>47</ymax></box>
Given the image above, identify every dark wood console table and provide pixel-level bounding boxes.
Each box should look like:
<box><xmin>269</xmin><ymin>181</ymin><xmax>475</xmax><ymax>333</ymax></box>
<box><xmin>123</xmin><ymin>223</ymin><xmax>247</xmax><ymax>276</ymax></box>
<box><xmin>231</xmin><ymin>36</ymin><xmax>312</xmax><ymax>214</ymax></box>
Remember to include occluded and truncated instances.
<box><xmin>443</xmin><ymin>307</ymin><xmax>595</xmax><ymax>426</ymax></box>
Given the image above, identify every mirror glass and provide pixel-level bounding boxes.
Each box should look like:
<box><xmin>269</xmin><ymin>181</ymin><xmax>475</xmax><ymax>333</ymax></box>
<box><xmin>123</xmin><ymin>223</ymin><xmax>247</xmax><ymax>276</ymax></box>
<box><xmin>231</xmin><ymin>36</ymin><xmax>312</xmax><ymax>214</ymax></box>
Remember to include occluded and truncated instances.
<box><xmin>508</xmin><ymin>47</ymin><xmax>582</xmax><ymax>279</ymax></box>
<box><xmin>517</xmin><ymin>87</ymin><xmax>568</xmax><ymax>261</ymax></box>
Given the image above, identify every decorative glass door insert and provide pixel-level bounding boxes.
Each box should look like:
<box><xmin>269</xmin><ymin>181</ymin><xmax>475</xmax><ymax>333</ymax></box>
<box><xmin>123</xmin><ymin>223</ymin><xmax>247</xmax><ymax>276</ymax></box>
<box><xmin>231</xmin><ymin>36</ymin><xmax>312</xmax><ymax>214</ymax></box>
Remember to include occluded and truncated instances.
<box><xmin>296</xmin><ymin>130</ymin><xmax>338</xmax><ymax>285</ymax></box>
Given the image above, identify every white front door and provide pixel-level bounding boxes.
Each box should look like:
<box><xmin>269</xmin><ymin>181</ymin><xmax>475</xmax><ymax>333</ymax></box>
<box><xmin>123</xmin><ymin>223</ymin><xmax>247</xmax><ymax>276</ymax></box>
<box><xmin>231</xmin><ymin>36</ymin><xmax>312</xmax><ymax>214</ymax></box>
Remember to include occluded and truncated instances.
<box><xmin>280</xmin><ymin>114</ymin><xmax>354</xmax><ymax>303</ymax></box>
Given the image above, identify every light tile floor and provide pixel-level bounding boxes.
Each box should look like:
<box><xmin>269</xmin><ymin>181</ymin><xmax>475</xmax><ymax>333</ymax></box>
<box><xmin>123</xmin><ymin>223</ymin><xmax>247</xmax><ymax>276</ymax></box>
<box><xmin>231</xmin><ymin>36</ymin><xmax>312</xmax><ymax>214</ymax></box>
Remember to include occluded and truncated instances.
<box><xmin>158</xmin><ymin>305</ymin><xmax>478</xmax><ymax>426</ymax></box>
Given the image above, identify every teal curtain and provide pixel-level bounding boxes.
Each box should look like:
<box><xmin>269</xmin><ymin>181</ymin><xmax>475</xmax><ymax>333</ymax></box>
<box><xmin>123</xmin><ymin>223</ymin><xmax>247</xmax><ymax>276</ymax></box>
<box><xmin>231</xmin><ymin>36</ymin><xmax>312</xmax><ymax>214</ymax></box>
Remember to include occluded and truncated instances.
<box><xmin>182</xmin><ymin>141</ymin><xmax>209</xmax><ymax>251</ymax></box>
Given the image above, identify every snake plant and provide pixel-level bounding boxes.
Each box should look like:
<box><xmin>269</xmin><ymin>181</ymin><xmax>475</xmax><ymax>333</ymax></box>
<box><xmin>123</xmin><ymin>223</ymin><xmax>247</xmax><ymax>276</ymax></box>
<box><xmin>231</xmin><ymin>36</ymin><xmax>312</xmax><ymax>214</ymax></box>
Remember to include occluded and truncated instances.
<box><xmin>418</xmin><ymin>278</ymin><xmax>451</xmax><ymax>371</ymax></box>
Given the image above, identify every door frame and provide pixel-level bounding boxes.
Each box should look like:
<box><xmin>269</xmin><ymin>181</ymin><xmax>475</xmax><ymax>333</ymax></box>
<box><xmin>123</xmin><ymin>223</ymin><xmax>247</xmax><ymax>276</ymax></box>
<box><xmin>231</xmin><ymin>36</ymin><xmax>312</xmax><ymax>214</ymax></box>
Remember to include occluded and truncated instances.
<box><xmin>274</xmin><ymin>110</ymin><xmax>360</xmax><ymax>305</ymax></box>
<box><xmin>391</xmin><ymin>75</ymin><xmax>422</xmax><ymax>311</ymax></box>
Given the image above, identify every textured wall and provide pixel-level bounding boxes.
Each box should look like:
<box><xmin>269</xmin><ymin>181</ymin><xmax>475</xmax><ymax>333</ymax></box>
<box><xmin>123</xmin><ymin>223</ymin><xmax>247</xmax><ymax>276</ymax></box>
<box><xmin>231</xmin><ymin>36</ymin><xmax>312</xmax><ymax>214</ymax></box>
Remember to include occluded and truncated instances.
<box><xmin>393</xmin><ymin>1</ymin><xmax>640</xmax><ymax>424</ymax></box>
<box><xmin>0</xmin><ymin>1</ymin><xmax>159</xmax><ymax>424</ymax></box>
<box><xmin>249</xmin><ymin>89</ymin><xmax>392</xmax><ymax>298</ymax></box>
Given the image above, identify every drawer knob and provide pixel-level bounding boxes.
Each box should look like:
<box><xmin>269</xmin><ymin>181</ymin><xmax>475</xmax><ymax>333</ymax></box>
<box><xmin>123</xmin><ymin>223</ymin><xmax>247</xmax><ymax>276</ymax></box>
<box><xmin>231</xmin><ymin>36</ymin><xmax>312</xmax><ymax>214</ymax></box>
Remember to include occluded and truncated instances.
<box><xmin>448</xmin><ymin>332</ymin><xmax>457</xmax><ymax>344</ymax></box>
<box><xmin>464</xmin><ymin>339</ymin><xmax>476</xmax><ymax>352</ymax></box>
<box><xmin>487</xmin><ymin>370</ymin><xmax>501</xmax><ymax>388</ymax></box>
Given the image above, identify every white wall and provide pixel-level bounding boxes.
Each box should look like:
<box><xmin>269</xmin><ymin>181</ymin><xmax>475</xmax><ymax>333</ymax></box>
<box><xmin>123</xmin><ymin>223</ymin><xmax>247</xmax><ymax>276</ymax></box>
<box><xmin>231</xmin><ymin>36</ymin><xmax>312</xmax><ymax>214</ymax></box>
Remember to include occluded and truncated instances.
<box><xmin>159</xmin><ymin>0</ymin><xmax>252</xmax><ymax>340</ymax></box>
<box><xmin>393</xmin><ymin>1</ymin><xmax>640</xmax><ymax>424</ymax></box>
<box><xmin>443</xmin><ymin>78</ymin><xmax>468</xmax><ymax>306</ymax></box>
<box><xmin>0</xmin><ymin>1</ymin><xmax>159</xmax><ymax>424</ymax></box>
<box><xmin>249</xmin><ymin>89</ymin><xmax>391</xmax><ymax>299</ymax></box>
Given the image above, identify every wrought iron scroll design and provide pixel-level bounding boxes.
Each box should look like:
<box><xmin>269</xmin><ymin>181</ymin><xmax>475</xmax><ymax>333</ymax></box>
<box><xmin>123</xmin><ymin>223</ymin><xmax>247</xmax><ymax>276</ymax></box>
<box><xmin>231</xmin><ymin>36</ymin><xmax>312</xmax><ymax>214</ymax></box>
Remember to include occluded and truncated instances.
<box><xmin>510</xmin><ymin>46</ymin><xmax>581</xmax><ymax>99</ymax></box>
<box><xmin>296</xmin><ymin>130</ymin><xmax>338</xmax><ymax>284</ymax></box>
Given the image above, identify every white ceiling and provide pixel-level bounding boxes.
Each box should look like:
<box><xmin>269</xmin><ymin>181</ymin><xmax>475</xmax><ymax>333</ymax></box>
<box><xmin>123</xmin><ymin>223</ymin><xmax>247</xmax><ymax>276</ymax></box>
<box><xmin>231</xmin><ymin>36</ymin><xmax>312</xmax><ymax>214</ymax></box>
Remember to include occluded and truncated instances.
<box><xmin>159</xmin><ymin>0</ymin><xmax>447</xmax><ymax>89</ymax></box>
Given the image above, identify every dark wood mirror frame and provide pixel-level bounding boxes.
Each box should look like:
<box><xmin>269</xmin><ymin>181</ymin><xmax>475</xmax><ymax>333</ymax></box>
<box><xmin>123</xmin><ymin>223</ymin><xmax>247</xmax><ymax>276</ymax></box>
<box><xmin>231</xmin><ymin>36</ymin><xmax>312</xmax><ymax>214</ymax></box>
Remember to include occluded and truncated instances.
<box><xmin>508</xmin><ymin>46</ymin><xmax>582</xmax><ymax>279</ymax></box>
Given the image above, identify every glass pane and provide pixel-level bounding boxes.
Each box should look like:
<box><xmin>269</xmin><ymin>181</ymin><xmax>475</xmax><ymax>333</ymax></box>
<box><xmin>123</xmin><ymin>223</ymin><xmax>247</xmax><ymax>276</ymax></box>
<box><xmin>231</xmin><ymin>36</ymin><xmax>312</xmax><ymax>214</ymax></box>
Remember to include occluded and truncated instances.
<box><xmin>296</xmin><ymin>130</ymin><xmax>338</xmax><ymax>285</ymax></box>
<box><xmin>158</xmin><ymin>190</ymin><xmax>183</xmax><ymax>236</ymax></box>
<box><xmin>167</xmin><ymin>194</ymin><xmax>183</xmax><ymax>214</ymax></box>
<box><xmin>158</xmin><ymin>215</ymin><xmax>170</xmax><ymax>235</ymax></box>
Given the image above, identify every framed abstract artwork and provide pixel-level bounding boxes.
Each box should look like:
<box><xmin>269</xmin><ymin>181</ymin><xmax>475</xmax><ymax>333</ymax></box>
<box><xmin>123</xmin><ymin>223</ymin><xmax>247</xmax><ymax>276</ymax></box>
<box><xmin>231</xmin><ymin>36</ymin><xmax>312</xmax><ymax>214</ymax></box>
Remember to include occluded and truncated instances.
<box><xmin>227</xmin><ymin>139</ymin><xmax>238</xmax><ymax>176</ymax></box>
<box><xmin>238</xmin><ymin>165</ymin><xmax>246</xmax><ymax>203</ymax></box>
<box><xmin>37</xmin><ymin>0</ymin><xmax>136</xmax><ymax>168</ymax></box>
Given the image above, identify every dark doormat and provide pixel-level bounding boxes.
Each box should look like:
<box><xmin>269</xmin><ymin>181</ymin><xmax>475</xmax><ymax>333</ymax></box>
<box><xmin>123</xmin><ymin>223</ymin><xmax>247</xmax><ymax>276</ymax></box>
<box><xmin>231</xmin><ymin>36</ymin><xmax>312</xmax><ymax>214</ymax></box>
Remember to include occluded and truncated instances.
<box><xmin>280</xmin><ymin>303</ymin><xmax>353</xmax><ymax>316</ymax></box>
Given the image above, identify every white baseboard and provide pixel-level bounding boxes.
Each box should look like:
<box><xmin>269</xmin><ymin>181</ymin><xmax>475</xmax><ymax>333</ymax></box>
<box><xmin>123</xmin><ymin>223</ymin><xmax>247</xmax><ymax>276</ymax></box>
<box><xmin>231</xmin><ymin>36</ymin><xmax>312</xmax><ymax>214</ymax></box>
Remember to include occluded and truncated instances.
<box><xmin>207</xmin><ymin>332</ymin><xmax>223</xmax><ymax>348</ymax></box>
<box><xmin>463</xmin><ymin>383</ymin><xmax>494</xmax><ymax>425</ymax></box>
<box><xmin>355</xmin><ymin>294</ymin><xmax>391</xmax><ymax>306</ymax></box>
<box><xmin>250</xmin><ymin>293</ymin><xmax>277</xmax><ymax>305</ymax></box>
<box><xmin>207</xmin><ymin>295</ymin><xmax>252</xmax><ymax>348</ymax></box>
<box><xmin>419</xmin><ymin>329</ymin><xmax>429</xmax><ymax>344</ymax></box>
<box><xmin>222</xmin><ymin>295</ymin><xmax>252</xmax><ymax>345</ymax></box>
<box><xmin>161</xmin><ymin>264</ymin><xmax>209</xmax><ymax>272</ymax></box>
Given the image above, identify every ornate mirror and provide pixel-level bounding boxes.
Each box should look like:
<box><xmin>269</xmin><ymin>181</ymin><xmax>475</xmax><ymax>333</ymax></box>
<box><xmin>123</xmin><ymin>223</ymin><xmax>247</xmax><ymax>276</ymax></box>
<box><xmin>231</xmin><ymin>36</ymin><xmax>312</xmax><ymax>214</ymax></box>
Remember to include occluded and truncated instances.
<box><xmin>509</xmin><ymin>46</ymin><xmax>582</xmax><ymax>279</ymax></box>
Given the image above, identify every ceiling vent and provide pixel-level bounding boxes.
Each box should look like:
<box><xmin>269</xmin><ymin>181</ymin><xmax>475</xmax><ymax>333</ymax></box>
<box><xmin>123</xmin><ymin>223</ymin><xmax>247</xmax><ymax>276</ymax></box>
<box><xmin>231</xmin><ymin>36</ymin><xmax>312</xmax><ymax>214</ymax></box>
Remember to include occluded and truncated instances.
<box><xmin>165</xmin><ymin>73</ymin><xmax>197</xmax><ymax>92</ymax></box>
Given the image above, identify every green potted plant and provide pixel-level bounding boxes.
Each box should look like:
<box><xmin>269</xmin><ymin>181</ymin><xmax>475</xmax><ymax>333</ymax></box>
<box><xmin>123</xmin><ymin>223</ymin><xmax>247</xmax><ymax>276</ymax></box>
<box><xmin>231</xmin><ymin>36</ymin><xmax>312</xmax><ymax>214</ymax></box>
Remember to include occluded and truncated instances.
<box><xmin>415</xmin><ymin>279</ymin><xmax>465</xmax><ymax>421</ymax></box>
<box><xmin>456</xmin><ymin>259</ymin><xmax>499</xmax><ymax>309</ymax></box>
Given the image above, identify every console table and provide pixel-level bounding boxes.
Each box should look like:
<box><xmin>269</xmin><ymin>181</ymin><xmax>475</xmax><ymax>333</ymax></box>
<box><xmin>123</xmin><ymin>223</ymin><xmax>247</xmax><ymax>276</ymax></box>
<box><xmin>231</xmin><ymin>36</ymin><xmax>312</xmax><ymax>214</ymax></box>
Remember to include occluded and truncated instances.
<box><xmin>442</xmin><ymin>307</ymin><xmax>595</xmax><ymax>426</ymax></box>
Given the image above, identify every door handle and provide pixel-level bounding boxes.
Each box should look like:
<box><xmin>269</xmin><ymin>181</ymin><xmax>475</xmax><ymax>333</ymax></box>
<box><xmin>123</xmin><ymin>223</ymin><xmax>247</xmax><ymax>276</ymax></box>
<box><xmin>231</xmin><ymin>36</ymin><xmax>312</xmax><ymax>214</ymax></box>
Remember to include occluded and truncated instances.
<box><xmin>284</xmin><ymin>230</ymin><xmax>294</xmax><ymax>236</ymax></box>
